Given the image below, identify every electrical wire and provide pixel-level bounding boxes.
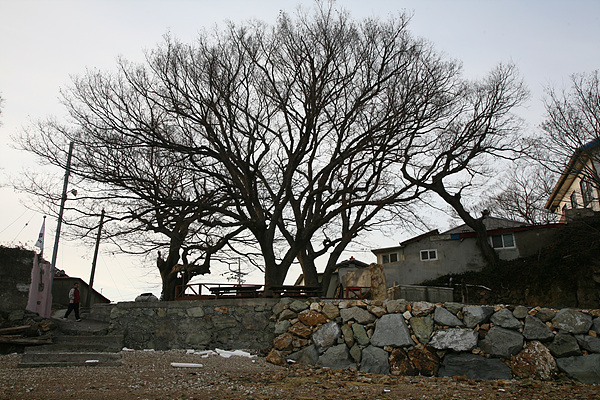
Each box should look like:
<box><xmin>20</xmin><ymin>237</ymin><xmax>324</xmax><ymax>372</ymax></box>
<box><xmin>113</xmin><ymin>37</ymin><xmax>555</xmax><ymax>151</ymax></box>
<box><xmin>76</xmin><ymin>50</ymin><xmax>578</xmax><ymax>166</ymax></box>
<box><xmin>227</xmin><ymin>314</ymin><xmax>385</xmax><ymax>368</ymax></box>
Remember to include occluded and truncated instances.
<box><xmin>11</xmin><ymin>213</ymin><xmax>35</xmax><ymax>243</ymax></box>
<box><xmin>0</xmin><ymin>209</ymin><xmax>28</xmax><ymax>234</ymax></box>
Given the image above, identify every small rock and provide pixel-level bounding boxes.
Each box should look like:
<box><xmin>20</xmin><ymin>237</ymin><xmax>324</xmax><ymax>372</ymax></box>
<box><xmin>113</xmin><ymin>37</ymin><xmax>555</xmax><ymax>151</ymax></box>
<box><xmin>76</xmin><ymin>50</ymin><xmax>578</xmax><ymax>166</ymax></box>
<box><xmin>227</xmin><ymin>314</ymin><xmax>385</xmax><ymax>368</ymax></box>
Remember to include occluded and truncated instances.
<box><xmin>266</xmin><ymin>349</ymin><xmax>288</xmax><ymax>366</ymax></box>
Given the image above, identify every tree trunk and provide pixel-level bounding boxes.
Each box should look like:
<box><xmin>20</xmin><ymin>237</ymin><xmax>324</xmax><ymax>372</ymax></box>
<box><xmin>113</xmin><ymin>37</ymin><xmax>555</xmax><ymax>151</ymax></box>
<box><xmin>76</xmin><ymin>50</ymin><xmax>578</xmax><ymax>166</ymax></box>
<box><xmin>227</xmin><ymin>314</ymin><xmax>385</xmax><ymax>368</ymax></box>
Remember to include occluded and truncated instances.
<box><xmin>297</xmin><ymin>250</ymin><xmax>320</xmax><ymax>288</ymax></box>
<box><xmin>430</xmin><ymin>182</ymin><xmax>498</xmax><ymax>267</ymax></box>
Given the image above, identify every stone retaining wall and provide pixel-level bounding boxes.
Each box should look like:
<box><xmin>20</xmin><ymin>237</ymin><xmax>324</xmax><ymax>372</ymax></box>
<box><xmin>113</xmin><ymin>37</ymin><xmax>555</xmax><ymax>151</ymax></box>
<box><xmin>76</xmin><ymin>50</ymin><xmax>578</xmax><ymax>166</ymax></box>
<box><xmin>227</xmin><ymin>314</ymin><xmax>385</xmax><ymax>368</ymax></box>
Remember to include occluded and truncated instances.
<box><xmin>267</xmin><ymin>299</ymin><xmax>600</xmax><ymax>383</ymax></box>
<box><xmin>108</xmin><ymin>298</ymin><xmax>278</xmax><ymax>351</ymax></box>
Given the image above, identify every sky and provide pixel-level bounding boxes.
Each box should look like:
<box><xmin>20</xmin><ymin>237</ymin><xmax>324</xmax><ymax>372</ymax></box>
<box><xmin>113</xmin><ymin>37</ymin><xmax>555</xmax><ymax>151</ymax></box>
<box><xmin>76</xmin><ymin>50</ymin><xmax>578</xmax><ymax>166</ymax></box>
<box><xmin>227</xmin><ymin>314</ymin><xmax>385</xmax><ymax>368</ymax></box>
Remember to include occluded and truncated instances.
<box><xmin>1</xmin><ymin>0</ymin><xmax>599</xmax><ymax>302</ymax></box>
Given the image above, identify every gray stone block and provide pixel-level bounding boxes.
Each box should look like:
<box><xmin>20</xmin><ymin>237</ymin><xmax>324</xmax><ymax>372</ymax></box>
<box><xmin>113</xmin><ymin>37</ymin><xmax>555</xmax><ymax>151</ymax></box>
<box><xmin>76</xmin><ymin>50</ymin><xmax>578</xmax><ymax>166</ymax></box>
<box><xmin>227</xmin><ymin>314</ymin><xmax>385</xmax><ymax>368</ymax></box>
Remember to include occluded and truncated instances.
<box><xmin>289</xmin><ymin>344</ymin><xmax>319</xmax><ymax>365</ymax></box>
<box><xmin>317</xmin><ymin>344</ymin><xmax>357</xmax><ymax>370</ymax></box>
<box><xmin>289</xmin><ymin>300</ymin><xmax>309</xmax><ymax>313</ymax></box>
<box><xmin>359</xmin><ymin>345</ymin><xmax>390</xmax><ymax>374</ymax></box>
<box><xmin>534</xmin><ymin>308</ymin><xmax>556</xmax><ymax>322</ymax></box>
<box><xmin>556</xmin><ymin>354</ymin><xmax>600</xmax><ymax>384</ymax></box>
<box><xmin>523</xmin><ymin>315</ymin><xmax>554</xmax><ymax>341</ymax></box>
<box><xmin>340</xmin><ymin>306</ymin><xmax>376</xmax><ymax>324</ymax></box>
<box><xmin>548</xmin><ymin>333</ymin><xmax>582</xmax><ymax>358</ymax></box>
<box><xmin>575</xmin><ymin>335</ymin><xmax>600</xmax><ymax>353</ymax></box>
<box><xmin>490</xmin><ymin>308</ymin><xmax>521</xmax><ymax>330</ymax></box>
<box><xmin>429</xmin><ymin>328</ymin><xmax>478</xmax><ymax>352</ymax></box>
<box><xmin>512</xmin><ymin>305</ymin><xmax>529</xmax><ymax>319</ymax></box>
<box><xmin>410</xmin><ymin>315</ymin><xmax>434</xmax><ymax>344</ymax></box>
<box><xmin>370</xmin><ymin>314</ymin><xmax>414</xmax><ymax>348</ymax></box>
<box><xmin>439</xmin><ymin>353</ymin><xmax>512</xmax><ymax>380</ymax></box>
<box><xmin>351</xmin><ymin>323</ymin><xmax>370</xmax><ymax>346</ymax></box>
<box><xmin>462</xmin><ymin>306</ymin><xmax>494</xmax><ymax>328</ymax></box>
<box><xmin>434</xmin><ymin>306</ymin><xmax>464</xmax><ymax>327</ymax></box>
<box><xmin>479</xmin><ymin>327</ymin><xmax>524</xmax><ymax>358</ymax></box>
<box><xmin>552</xmin><ymin>309</ymin><xmax>592</xmax><ymax>334</ymax></box>
<box><xmin>312</xmin><ymin>321</ymin><xmax>341</xmax><ymax>351</ymax></box>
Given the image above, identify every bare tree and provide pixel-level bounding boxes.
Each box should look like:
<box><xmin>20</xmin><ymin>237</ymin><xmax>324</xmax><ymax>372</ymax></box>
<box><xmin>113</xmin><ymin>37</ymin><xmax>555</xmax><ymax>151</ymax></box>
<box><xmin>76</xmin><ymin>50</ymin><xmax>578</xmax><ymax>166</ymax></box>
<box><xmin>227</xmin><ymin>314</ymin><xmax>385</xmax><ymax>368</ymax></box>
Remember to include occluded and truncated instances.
<box><xmin>475</xmin><ymin>164</ymin><xmax>557</xmax><ymax>225</ymax></box>
<box><xmin>401</xmin><ymin>64</ymin><xmax>530</xmax><ymax>266</ymax></box>
<box><xmin>18</xmin><ymin>121</ymin><xmax>248</xmax><ymax>300</ymax></box>
<box><xmin>538</xmin><ymin>70</ymin><xmax>600</xmax><ymax>189</ymax></box>
<box><xmin>18</xmin><ymin>3</ymin><xmax>530</xmax><ymax>294</ymax></box>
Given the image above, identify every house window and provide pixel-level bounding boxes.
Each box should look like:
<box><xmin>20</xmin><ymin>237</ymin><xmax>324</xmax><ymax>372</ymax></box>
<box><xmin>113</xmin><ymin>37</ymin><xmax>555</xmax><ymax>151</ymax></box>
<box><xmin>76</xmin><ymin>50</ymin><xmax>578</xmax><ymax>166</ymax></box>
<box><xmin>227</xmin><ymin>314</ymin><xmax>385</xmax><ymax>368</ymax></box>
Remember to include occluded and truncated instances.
<box><xmin>420</xmin><ymin>249</ymin><xmax>438</xmax><ymax>261</ymax></box>
<box><xmin>570</xmin><ymin>191</ymin><xmax>578</xmax><ymax>208</ymax></box>
<box><xmin>580</xmin><ymin>180</ymin><xmax>594</xmax><ymax>207</ymax></box>
<box><xmin>381</xmin><ymin>252</ymin><xmax>399</xmax><ymax>264</ymax></box>
<box><xmin>490</xmin><ymin>233</ymin><xmax>515</xmax><ymax>249</ymax></box>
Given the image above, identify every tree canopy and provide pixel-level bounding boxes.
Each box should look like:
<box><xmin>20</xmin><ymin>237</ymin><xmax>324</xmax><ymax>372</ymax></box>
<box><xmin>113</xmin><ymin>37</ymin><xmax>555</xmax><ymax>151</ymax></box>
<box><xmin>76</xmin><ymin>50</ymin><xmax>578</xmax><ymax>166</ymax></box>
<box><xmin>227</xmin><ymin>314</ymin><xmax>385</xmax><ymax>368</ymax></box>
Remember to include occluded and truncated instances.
<box><xmin>19</xmin><ymin>3</ymin><xmax>529</xmax><ymax>298</ymax></box>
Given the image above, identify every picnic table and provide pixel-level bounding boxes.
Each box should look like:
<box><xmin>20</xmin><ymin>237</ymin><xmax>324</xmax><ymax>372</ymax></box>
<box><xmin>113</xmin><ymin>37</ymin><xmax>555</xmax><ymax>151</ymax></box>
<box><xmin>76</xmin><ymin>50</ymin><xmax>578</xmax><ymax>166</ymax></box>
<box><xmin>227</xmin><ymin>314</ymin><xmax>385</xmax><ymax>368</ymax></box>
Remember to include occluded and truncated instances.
<box><xmin>265</xmin><ymin>285</ymin><xmax>321</xmax><ymax>298</ymax></box>
<box><xmin>208</xmin><ymin>284</ymin><xmax>263</xmax><ymax>298</ymax></box>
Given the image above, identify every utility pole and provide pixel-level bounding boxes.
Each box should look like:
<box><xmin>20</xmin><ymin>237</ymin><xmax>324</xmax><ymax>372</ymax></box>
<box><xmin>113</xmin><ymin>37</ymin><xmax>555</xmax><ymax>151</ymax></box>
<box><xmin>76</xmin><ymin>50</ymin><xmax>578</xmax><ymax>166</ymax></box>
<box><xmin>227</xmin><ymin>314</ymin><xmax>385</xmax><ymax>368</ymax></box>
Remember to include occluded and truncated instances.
<box><xmin>86</xmin><ymin>209</ymin><xmax>105</xmax><ymax>307</ymax></box>
<box><xmin>50</xmin><ymin>142</ymin><xmax>74</xmax><ymax>292</ymax></box>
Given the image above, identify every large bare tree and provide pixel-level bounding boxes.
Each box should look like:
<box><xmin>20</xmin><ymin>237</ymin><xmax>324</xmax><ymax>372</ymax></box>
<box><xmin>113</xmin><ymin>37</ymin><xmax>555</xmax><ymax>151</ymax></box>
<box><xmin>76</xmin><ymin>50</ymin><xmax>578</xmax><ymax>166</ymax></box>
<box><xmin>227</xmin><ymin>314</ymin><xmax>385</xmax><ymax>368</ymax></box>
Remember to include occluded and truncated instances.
<box><xmin>19</xmin><ymin>120</ymin><xmax>249</xmax><ymax>300</ymax></box>
<box><xmin>19</xmin><ymin>3</ymin><xmax>530</xmax><ymax>294</ymax></box>
<box><xmin>400</xmin><ymin>64</ymin><xmax>529</xmax><ymax>266</ymax></box>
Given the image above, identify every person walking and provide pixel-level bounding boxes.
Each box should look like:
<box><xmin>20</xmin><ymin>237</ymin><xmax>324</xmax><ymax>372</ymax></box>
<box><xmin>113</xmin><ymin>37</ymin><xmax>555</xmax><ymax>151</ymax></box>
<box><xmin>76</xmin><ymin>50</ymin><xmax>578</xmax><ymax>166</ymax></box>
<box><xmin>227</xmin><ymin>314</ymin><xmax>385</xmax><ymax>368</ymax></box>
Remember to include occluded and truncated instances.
<box><xmin>63</xmin><ymin>282</ymin><xmax>81</xmax><ymax>321</ymax></box>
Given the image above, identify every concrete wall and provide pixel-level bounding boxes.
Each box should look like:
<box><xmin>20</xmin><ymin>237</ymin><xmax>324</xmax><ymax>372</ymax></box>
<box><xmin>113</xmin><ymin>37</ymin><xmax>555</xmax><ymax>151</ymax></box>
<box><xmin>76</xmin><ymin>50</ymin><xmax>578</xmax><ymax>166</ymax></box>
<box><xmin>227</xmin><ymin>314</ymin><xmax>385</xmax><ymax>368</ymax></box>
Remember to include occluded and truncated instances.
<box><xmin>383</xmin><ymin>227</ymin><xmax>560</xmax><ymax>287</ymax></box>
<box><xmin>387</xmin><ymin>284</ymin><xmax>454</xmax><ymax>303</ymax></box>
<box><xmin>108</xmin><ymin>298</ymin><xmax>278</xmax><ymax>351</ymax></box>
<box><xmin>384</xmin><ymin>236</ymin><xmax>485</xmax><ymax>286</ymax></box>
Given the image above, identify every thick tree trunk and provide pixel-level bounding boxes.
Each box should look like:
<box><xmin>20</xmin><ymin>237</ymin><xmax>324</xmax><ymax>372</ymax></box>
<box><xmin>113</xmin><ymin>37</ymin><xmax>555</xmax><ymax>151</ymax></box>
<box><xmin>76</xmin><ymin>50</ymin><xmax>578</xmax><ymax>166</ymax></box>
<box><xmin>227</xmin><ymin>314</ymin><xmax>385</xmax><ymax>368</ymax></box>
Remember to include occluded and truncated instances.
<box><xmin>430</xmin><ymin>182</ymin><xmax>498</xmax><ymax>267</ymax></box>
<box><xmin>297</xmin><ymin>250</ymin><xmax>320</xmax><ymax>288</ymax></box>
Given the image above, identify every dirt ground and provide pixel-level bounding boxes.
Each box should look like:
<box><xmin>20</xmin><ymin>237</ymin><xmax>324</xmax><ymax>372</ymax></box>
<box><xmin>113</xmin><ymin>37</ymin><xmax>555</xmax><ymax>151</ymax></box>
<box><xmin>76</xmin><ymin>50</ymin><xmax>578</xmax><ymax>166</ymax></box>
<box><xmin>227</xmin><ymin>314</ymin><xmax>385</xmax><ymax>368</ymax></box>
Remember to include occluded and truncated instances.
<box><xmin>0</xmin><ymin>350</ymin><xmax>597</xmax><ymax>400</ymax></box>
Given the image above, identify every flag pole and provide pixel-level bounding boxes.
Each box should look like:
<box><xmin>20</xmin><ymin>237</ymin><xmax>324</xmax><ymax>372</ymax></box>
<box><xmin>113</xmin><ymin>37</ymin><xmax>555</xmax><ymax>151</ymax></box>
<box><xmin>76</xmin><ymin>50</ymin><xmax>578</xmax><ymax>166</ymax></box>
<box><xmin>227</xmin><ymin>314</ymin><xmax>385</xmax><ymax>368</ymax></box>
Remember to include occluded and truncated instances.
<box><xmin>50</xmin><ymin>142</ymin><xmax>74</xmax><ymax>292</ymax></box>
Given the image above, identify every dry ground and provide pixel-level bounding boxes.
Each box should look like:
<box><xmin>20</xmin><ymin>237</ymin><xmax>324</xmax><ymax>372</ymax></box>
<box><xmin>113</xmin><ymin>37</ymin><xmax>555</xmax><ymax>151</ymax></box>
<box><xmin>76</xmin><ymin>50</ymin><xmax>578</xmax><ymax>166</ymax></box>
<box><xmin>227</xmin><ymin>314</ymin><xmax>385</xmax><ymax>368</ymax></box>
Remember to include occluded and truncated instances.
<box><xmin>0</xmin><ymin>350</ymin><xmax>597</xmax><ymax>400</ymax></box>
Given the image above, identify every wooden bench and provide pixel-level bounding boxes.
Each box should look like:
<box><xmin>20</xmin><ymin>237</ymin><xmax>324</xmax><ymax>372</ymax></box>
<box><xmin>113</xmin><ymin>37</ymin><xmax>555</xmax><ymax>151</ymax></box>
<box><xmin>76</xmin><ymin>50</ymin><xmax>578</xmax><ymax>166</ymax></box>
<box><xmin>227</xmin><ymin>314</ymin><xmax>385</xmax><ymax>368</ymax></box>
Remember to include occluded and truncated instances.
<box><xmin>208</xmin><ymin>285</ymin><xmax>263</xmax><ymax>299</ymax></box>
<box><xmin>265</xmin><ymin>285</ymin><xmax>321</xmax><ymax>298</ymax></box>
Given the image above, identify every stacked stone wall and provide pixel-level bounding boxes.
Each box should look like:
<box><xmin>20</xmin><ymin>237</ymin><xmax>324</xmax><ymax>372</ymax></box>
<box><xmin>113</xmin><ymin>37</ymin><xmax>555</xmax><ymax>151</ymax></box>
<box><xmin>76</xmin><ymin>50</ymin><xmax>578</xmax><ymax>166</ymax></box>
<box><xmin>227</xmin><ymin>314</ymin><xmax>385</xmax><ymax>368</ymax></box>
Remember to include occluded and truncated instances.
<box><xmin>108</xmin><ymin>298</ymin><xmax>277</xmax><ymax>351</ymax></box>
<box><xmin>268</xmin><ymin>298</ymin><xmax>600</xmax><ymax>383</ymax></box>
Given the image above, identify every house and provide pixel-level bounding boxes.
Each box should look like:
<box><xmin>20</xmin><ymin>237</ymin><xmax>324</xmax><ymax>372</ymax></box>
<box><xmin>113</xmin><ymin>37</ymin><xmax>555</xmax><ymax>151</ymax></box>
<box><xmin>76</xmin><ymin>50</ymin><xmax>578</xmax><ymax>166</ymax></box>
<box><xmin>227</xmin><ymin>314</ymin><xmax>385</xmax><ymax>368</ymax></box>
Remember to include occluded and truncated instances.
<box><xmin>545</xmin><ymin>140</ymin><xmax>600</xmax><ymax>222</ymax></box>
<box><xmin>372</xmin><ymin>216</ymin><xmax>563</xmax><ymax>287</ymax></box>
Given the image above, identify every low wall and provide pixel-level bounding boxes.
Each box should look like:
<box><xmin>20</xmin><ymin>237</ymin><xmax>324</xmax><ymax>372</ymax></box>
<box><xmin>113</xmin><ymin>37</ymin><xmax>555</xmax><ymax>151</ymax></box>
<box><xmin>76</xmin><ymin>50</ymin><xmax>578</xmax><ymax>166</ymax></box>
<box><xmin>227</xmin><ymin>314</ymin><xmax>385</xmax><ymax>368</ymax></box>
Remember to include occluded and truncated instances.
<box><xmin>268</xmin><ymin>298</ymin><xmax>600</xmax><ymax>383</ymax></box>
<box><xmin>104</xmin><ymin>296</ymin><xmax>600</xmax><ymax>382</ymax></box>
<box><xmin>108</xmin><ymin>298</ymin><xmax>278</xmax><ymax>351</ymax></box>
<box><xmin>388</xmin><ymin>285</ymin><xmax>453</xmax><ymax>303</ymax></box>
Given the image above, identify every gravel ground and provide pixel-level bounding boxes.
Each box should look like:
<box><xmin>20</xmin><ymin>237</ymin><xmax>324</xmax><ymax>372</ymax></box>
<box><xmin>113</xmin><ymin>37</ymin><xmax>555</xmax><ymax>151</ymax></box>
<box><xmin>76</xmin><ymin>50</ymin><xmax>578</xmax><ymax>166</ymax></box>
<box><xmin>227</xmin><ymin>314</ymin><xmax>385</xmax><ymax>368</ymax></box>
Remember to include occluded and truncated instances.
<box><xmin>0</xmin><ymin>350</ymin><xmax>598</xmax><ymax>400</ymax></box>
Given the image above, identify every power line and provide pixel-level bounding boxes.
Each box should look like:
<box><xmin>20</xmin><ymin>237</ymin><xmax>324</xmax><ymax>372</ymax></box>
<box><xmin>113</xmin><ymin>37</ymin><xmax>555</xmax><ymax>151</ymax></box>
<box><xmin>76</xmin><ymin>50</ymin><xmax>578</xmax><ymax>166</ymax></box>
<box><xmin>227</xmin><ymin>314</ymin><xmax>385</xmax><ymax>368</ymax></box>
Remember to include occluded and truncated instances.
<box><xmin>11</xmin><ymin>213</ymin><xmax>35</xmax><ymax>243</ymax></box>
<box><xmin>0</xmin><ymin>209</ymin><xmax>28</xmax><ymax>234</ymax></box>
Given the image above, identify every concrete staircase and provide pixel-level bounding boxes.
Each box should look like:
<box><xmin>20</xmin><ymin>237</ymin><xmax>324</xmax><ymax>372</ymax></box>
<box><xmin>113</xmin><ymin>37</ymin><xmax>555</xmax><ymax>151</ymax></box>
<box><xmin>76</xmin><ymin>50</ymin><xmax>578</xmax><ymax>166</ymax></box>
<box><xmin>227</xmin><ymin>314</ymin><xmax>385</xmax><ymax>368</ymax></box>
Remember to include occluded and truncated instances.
<box><xmin>18</xmin><ymin>308</ymin><xmax>123</xmax><ymax>368</ymax></box>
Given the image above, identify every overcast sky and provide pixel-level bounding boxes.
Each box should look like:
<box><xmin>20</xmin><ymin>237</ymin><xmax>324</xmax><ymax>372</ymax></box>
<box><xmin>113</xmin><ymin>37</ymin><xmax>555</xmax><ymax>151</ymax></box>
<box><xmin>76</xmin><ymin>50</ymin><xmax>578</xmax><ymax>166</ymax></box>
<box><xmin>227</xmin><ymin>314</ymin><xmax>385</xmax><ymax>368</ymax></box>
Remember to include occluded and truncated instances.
<box><xmin>1</xmin><ymin>0</ymin><xmax>599</xmax><ymax>302</ymax></box>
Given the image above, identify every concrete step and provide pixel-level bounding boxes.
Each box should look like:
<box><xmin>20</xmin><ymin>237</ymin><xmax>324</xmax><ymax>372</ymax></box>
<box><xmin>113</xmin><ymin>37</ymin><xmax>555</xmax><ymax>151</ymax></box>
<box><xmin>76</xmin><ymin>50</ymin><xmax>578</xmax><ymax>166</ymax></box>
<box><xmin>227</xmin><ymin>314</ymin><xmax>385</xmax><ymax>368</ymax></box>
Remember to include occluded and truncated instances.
<box><xmin>19</xmin><ymin>352</ymin><xmax>122</xmax><ymax>368</ymax></box>
<box><xmin>25</xmin><ymin>337</ymin><xmax>123</xmax><ymax>354</ymax></box>
<box><xmin>54</xmin><ymin>318</ymin><xmax>110</xmax><ymax>336</ymax></box>
<box><xmin>18</xmin><ymin>317</ymin><xmax>124</xmax><ymax>368</ymax></box>
<box><xmin>53</xmin><ymin>334</ymin><xmax>123</xmax><ymax>347</ymax></box>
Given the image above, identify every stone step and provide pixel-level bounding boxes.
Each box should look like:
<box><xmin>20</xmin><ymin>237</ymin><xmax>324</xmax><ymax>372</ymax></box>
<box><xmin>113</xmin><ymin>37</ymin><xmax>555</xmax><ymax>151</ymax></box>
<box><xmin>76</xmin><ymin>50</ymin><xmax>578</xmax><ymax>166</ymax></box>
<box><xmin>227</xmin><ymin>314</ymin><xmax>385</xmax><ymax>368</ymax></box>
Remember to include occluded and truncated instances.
<box><xmin>25</xmin><ymin>341</ymin><xmax>122</xmax><ymax>354</ymax></box>
<box><xmin>19</xmin><ymin>352</ymin><xmax>122</xmax><ymax>368</ymax></box>
<box><xmin>55</xmin><ymin>318</ymin><xmax>110</xmax><ymax>336</ymax></box>
<box><xmin>53</xmin><ymin>334</ymin><xmax>123</xmax><ymax>346</ymax></box>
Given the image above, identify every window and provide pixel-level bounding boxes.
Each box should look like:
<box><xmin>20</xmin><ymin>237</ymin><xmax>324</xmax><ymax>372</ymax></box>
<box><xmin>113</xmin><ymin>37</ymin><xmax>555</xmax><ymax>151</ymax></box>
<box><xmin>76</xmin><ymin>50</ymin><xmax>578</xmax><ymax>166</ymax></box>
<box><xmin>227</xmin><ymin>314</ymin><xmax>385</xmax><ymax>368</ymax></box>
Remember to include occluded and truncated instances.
<box><xmin>490</xmin><ymin>233</ymin><xmax>515</xmax><ymax>249</ymax></box>
<box><xmin>420</xmin><ymin>249</ymin><xmax>438</xmax><ymax>261</ymax></box>
<box><xmin>381</xmin><ymin>252</ymin><xmax>399</xmax><ymax>264</ymax></box>
<box><xmin>570</xmin><ymin>191</ymin><xmax>578</xmax><ymax>209</ymax></box>
<box><xmin>580</xmin><ymin>180</ymin><xmax>594</xmax><ymax>207</ymax></box>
